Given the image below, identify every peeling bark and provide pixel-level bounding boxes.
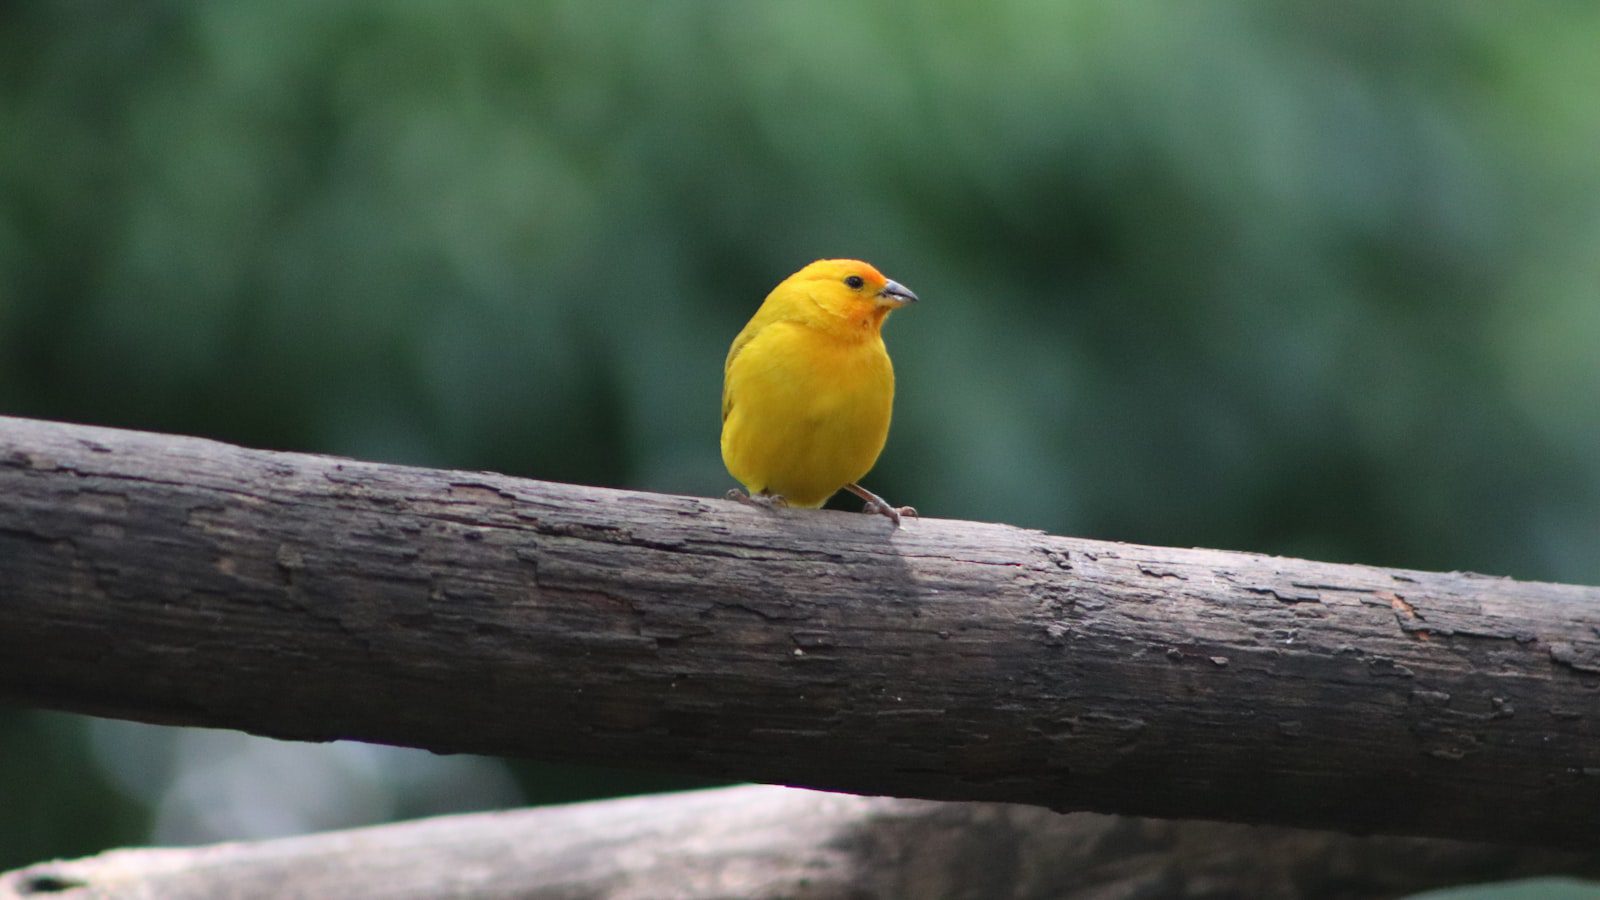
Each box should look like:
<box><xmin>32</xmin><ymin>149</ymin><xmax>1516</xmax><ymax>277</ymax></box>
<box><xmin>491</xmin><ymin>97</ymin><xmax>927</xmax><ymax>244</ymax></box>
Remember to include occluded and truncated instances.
<box><xmin>1</xmin><ymin>416</ymin><xmax>1598</xmax><ymax>847</ymax></box>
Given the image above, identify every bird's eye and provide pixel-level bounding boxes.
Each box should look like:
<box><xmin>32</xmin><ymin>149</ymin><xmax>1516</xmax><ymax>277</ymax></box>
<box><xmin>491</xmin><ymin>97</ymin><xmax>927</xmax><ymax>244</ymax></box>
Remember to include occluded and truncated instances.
<box><xmin>845</xmin><ymin>275</ymin><xmax>865</xmax><ymax>289</ymax></box>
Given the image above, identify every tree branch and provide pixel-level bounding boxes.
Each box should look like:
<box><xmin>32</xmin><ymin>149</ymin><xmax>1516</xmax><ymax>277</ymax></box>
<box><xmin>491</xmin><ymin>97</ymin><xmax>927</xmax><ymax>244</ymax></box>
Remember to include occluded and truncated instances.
<box><xmin>1</xmin><ymin>416</ymin><xmax>1597</xmax><ymax>847</ymax></box>
<box><xmin>4</xmin><ymin>785</ymin><xmax>1597</xmax><ymax>899</ymax></box>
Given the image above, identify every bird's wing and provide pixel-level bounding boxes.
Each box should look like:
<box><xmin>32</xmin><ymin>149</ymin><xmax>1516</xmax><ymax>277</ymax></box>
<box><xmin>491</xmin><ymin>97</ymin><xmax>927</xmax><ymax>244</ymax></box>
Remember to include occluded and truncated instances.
<box><xmin>724</xmin><ymin>287</ymin><xmax>818</xmax><ymax>422</ymax></box>
<box><xmin>722</xmin><ymin>324</ymin><xmax>759</xmax><ymax>423</ymax></box>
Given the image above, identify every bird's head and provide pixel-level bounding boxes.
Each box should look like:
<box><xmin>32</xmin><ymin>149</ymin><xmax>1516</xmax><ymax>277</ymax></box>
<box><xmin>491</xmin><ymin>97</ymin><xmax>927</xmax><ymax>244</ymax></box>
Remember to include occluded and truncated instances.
<box><xmin>781</xmin><ymin>259</ymin><xmax>919</xmax><ymax>331</ymax></box>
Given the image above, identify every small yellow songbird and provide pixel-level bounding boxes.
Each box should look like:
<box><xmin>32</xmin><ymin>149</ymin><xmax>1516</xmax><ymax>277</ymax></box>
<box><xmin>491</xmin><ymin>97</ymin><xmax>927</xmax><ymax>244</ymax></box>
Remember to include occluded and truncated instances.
<box><xmin>721</xmin><ymin>259</ymin><xmax>919</xmax><ymax>525</ymax></box>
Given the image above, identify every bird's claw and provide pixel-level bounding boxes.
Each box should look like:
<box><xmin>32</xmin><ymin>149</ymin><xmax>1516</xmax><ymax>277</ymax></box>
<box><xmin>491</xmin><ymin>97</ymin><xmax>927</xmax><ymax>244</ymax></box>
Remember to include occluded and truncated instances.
<box><xmin>843</xmin><ymin>482</ymin><xmax>915</xmax><ymax>528</ymax></box>
<box><xmin>861</xmin><ymin>500</ymin><xmax>918</xmax><ymax>527</ymax></box>
<box><xmin>727</xmin><ymin>489</ymin><xmax>788</xmax><ymax>510</ymax></box>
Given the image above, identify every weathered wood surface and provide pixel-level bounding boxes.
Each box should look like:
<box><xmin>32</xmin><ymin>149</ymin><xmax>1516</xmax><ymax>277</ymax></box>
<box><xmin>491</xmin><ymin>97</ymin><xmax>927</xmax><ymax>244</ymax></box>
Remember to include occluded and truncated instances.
<box><xmin>4</xmin><ymin>785</ymin><xmax>1598</xmax><ymax>900</ymax></box>
<box><xmin>1</xmin><ymin>416</ymin><xmax>1597</xmax><ymax>847</ymax></box>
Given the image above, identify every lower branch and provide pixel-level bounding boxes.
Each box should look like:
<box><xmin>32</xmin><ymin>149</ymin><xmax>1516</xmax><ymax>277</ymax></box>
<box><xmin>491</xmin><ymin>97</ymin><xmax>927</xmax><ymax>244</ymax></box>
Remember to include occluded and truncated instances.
<box><xmin>3</xmin><ymin>786</ymin><xmax>1597</xmax><ymax>900</ymax></box>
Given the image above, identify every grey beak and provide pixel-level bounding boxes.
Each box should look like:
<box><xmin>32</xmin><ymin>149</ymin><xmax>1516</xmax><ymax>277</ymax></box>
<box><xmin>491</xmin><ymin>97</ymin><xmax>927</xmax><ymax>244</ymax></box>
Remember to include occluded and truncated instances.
<box><xmin>879</xmin><ymin>279</ymin><xmax>919</xmax><ymax>305</ymax></box>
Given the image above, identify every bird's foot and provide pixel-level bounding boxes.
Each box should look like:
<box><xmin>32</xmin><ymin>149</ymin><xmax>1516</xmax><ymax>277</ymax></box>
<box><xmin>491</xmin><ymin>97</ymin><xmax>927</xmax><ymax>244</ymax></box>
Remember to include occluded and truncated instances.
<box><xmin>844</xmin><ymin>483</ymin><xmax>916</xmax><ymax>527</ymax></box>
<box><xmin>861</xmin><ymin>499</ymin><xmax>918</xmax><ymax>527</ymax></box>
<box><xmin>726</xmin><ymin>489</ymin><xmax>789</xmax><ymax>510</ymax></box>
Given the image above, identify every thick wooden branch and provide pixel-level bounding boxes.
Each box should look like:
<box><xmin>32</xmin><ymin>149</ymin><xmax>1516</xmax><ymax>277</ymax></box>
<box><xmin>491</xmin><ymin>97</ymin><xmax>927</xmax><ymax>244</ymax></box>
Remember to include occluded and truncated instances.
<box><xmin>1</xmin><ymin>416</ymin><xmax>1598</xmax><ymax>847</ymax></box>
<box><xmin>5</xmin><ymin>785</ymin><xmax>1598</xmax><ymax>900</ymax></box>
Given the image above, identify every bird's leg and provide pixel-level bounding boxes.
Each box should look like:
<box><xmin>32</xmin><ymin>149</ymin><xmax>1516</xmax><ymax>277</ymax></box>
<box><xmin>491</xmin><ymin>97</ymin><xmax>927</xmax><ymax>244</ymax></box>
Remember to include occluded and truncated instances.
<box><xmin>844</xmin><ymin>482</ymin><xmax>917</xmax><ymax>527</ymax></box>
<box><xmin>726</xmin><ymin>489</ymin><xmax>789</xmax><ymax>510</ymax></box>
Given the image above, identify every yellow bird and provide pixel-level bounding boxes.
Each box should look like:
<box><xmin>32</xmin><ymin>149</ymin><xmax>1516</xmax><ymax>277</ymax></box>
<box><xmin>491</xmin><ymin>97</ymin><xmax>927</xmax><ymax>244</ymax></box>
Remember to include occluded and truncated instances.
<box><xmin>721</xmin><ymin>259</ymin><xmax>919</xmax><ymax>525</ymax></box>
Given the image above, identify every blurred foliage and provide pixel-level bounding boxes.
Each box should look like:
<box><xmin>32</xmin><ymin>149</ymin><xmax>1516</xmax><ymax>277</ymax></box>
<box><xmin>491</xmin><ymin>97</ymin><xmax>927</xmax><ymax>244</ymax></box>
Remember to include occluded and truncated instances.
<box><xmin>2</xmin><ymin>0</ymin><xmax>1598</xmax><ymax>879</ymax></box>
<box><xmin>1412</xmin><ymin>880</ymin><xmax>1600</xmax><ymax>900</ymax></box>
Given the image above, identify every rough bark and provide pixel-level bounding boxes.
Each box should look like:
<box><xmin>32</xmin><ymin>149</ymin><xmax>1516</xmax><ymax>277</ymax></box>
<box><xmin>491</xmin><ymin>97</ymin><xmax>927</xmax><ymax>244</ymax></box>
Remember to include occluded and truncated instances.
<box><xmin>1</xmin><ymin>416</ymin><xmax>1598</xmax><ymax>847</ymax></box>
<box><xmin>3</xmin><ymin>785</ymin><xmax>1597</xmax><ymax>900</ymax></box>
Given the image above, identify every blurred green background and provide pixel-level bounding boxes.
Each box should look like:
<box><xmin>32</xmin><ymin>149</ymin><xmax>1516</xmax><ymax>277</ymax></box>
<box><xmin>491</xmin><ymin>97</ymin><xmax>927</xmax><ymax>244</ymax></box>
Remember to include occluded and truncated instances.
<box><xmin>3</xmin><ymin>0</ymin><xmax>1598</xmax><ymax>889</ymax></box>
